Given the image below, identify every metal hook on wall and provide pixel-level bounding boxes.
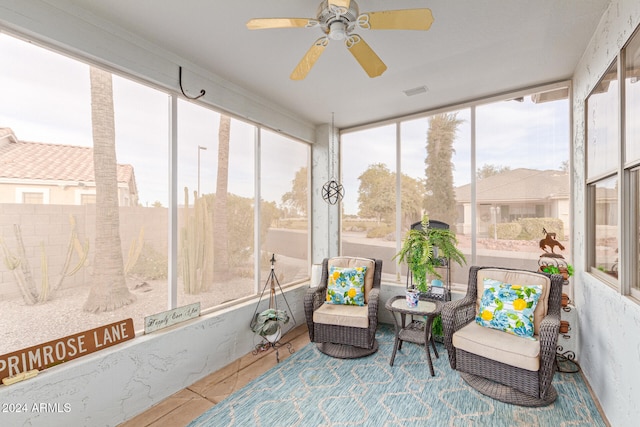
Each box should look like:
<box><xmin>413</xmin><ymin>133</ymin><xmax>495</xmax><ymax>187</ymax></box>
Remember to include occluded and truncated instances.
<box><xmin>179</xmin><ymin>66</ymin><xmax>205</xmax><ymax>100</ymax></box>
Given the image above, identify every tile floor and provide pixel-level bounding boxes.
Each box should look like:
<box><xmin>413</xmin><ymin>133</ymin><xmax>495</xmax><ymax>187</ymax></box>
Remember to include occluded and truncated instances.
<box><xmin>118</xmin><ymin>324</ymin><xmax>310</xmax><ymax>427</ymax></box>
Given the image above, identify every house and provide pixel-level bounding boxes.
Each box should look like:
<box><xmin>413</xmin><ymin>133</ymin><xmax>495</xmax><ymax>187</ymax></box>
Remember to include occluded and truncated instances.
<box><xmin>0</xmin><ymin>2</ymin><xmax>639</xmax><ymax>427</ymax></box>
<box><xmin>0</xmin><ymin>128</ymin><xmax>138</xmax><ymax>206</ymax></box>
<box><xmin>455</xmin><ymin>168</ymin><xmax>570</xmax><ymax>236</ymax></box>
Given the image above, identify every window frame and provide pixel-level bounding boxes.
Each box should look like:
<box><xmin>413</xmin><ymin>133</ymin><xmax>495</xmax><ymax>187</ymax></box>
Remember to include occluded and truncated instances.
<box><xmin>0</xmin><ymin>30</ymin><xmax>312</xmax><ymax>350</ymax></box>
<box><xmin>340</xmin><ymin>81</ymin><xmax>572</xmax><ymax>292</ymax></box>
<box><xmin>584</xmin><ymin>22</ymin><xmax>640</xmax><ymax>301</ymax></box>
<box><xmin>623</xmin><ymin>26</ymin><xmax>640</xmax><ymax>300</ymax></box>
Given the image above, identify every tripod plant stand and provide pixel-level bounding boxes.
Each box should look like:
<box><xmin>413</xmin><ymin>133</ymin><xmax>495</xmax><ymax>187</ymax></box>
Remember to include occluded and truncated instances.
<box><xmin>250</xmin><ymin>254</ymin><xmax>296</xmax><ymax>362</ymax></box>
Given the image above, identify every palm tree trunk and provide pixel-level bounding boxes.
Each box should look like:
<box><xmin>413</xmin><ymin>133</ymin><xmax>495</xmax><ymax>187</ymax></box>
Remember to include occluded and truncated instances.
<box><xmin>213</xmin><ymin>114</ymin><xmax>231</xmax><ymax>280</ymax></box>
<box><xmin>84</xmin><ymin>66</ymin><xmax>135</xmax><ymax>312</ymax></box>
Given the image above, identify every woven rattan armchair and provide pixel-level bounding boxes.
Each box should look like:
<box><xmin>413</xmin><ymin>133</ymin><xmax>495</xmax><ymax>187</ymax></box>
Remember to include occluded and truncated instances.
<box><xmin>304</xmin><ymin>257</ymin><xmax>382</xmax><ymax>358</ymax></box>
<box><xmin>442</xmin><ymin>266</ymin><xmax>563</xmax><ymax>406</ymax></box>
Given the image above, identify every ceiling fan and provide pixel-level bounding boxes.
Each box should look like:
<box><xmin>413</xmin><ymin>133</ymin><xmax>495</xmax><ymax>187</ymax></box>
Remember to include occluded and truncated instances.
<box><xmin>246</xmin><ymin>0</ymin><xmax>434</xmax><ymax>80</ymax></box>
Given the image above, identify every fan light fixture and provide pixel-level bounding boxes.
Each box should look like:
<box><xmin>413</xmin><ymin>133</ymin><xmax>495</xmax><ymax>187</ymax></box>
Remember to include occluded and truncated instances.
<box><xmin>328</xmin><ymin>21</ymin><xmax>347</xmax><ymax>40</ymax></box>
<box><xmin>246</xmin><ymin>0</ymin><xmax>434</xmax><ymax>80</ymax></box>
<box><xmin>322</xmin><ymin>113</ymin><xmax>344</xmax><ymax>205</ymax></box>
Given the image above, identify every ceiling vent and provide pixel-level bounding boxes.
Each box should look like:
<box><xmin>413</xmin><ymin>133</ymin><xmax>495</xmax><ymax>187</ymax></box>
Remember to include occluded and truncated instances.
<box><xmin>403</xmin><ymin>85</ymin><xmax>428</xmax><ymax>97</ymax></box>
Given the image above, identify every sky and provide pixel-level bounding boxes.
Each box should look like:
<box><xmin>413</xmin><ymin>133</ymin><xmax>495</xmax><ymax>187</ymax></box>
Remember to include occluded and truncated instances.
<box><xmin>0</xmin><ymin>33</ymin><xmax>307</xmax><ymax>208</ymax></box>
<box><xmin>1</xmin><ymin>32</ymin><xmax>571</xmax><ymax>214</ymax></box>
<box><xmin>340</xmin><ymin>98</ymin><xmax>570</xmax><ymax>215</ymax></box>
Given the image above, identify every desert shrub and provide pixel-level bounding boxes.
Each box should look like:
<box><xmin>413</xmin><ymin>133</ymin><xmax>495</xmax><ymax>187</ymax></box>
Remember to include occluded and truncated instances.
<box><xmin>278</xmin><ymin>218</ymin><xmax>308</xmax><ymax>230</ymax></box>
<box><xmin>494</xmin><ymin>222</ymin><xmax>522</xmax><ymax>239</ymax></box>
<box><xmin>367</xmin><ymin>225</ymin><xmax>395</xmax><ymax>238</ymax></box>
<box><xmin>518</xmin><ymin>218</ymin><xmax>565</xmax><ymax>240</ymax></box>
<box><xmin>128</xmin><ymin>243</ymin><xmax>167</xmax><ymax>279</ymax></box>
<box><xmin>342</xmin><ymin>219</ymin><xmax>379</xmax><ymax>232</ymax></box>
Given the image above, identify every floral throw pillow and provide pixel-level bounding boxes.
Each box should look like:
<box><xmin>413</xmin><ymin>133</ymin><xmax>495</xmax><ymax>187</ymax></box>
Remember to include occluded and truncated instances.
<box><xmin>476</xmin><ymin>278</ymin><xmax>542</xmax><ymax>339</ymax></box>
<box><xmin>326</xmin><ymin>266</ymin><xmax>367</xmax><ymax>306</ymax></box>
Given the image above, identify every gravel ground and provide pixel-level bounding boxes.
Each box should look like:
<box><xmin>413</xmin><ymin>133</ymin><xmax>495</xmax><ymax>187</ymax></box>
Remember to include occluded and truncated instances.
<box><xmin>0</xmin><ymin>276</ymin><xmax>256</xmax><ymax>355</ymax></box>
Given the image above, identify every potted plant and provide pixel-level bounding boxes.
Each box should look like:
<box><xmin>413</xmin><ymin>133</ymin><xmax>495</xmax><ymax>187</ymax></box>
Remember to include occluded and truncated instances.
<box><xmin>393</xmin><ymin>215</ymin><xmax>466</xmax><ymax>293</ymax></box>
<box><xmin>251</xmin><ymin>308</ymin><xmax>290</xmax><ymax>343</ymax></box>
<box><xmin>540</xmin><ymin>263</ymin><xmax>574</xmax><ymax>280</ymax></box>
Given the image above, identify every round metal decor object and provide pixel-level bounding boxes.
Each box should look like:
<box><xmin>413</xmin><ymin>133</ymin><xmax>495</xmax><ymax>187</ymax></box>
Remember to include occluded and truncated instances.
<box><xmin>322</xmin><ymin>179</ymin><xmax>344</xmax><ymax>204</ymax></box>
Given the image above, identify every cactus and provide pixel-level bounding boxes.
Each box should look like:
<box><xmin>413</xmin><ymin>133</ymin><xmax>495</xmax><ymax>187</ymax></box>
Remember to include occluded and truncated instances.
<box><xmin>180</xmin><ymin>188</ymin><xmax>214</xmax><ymax>294</ymax></box>
<box><xmin>0</xmin><ymin>214</ymin><xmax>89</xmax><ymax>304</ymax></box>
<box><xmin>124</xmin><ymin>227</ymin><xmax>145</xmax><ymax>275</ymax></box>
<box><xmin>52</xmin><ymin>214</ymin><xmax>89</xmax><ymax>293</ymax></box>
<box><xmin>1</xmin><ymin>230</ymin><xmax>36</xmax><ymax>305</ymax></box>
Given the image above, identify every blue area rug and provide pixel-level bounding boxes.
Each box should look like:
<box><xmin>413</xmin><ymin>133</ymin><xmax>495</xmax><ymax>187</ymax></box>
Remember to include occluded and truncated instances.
<box><xmin>189</xmin><ymin>324</ymin><xmax>605</xmax><ymax>427</ymax></box>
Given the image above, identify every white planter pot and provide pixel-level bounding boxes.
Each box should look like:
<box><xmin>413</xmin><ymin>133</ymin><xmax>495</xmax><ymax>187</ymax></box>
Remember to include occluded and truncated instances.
<box><xmin>264</xmin><ymin>326</ymin><xmax>282</xmax><ymax>343</ymax></box>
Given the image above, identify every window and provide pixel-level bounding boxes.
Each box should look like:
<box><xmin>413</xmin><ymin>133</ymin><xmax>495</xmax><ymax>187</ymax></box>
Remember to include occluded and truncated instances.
<box><xmin>340</xmin><ymin>88</ymin><xmax>569</xmax><ymax>291</ymax></box>
<box><xmin>400</xmin><ymin>111</ymin><xmax>471</xmax><ymax>289</ymax></box>
<box><xmin>15</xmin><ymin>188</ymin><xmax>49</xmax><ymax>204</ymax></box>
<box><xmin>592</xmin><ymin>176</ymin><xmax>619</xmax><ymax>278</ymax></box>
<box><xmin>632</xmin><ymin>169</ymin><xmax>640</xmax><ymax>297</ymax></box>
<box><xmin>0</xmin><ymin>32</ymin><xmax>310</xmax><ymax>355</ymax></box>
<box><xmin>341</xmin><ymin>124</ymin><xmax>397</xmax><ymax>281</ymax></box>
<box><xmin>0</xmin><ymin>33</ymin><xmax>173</xmax><ymax>353</ymax></box>
<box><xmin>476</xmin><ymin>89</ymin><xmax>570</xmax><ymax>271</ymax></box>
<box><xmin>626</xmin><ymin>27</ymin><xmax>640</xmax><ymax>296</ymax></box>
<box><xmin>260</xmin><ymin>129</ymin><xmax>310</xmax><ymax>285</ymax></box>
<box><xmin>22</xmin><ymin>192</ymin><xmax>44</xmax><ymax>204</ymax></box>
<box><xmin>176</xmin><ymin>101</ymin><xmax>258</xmax><ymax>310</ymax></box>
<box><xmin>80</xmin><ymin>193</ymin><xmax>96</xmax><ymax>205</ymax></box>
<box><xmin>587</xmin><ymin>60</ymin><xmax>619</xmax><ymax>286</ymax></box>
<box><xmin>588</xmin><ymin>62</ymin><xmax>619</xmax><ymax>180</ymax></box>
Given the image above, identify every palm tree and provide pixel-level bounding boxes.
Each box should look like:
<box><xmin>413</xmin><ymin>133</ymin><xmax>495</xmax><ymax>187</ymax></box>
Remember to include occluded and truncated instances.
<box><xmin>424</xmin><ymin>113</ymin><xmax>462</xmax><ymax>227</ymax></box>
<box><xmin>84</xmin><ymin>66</ymin><xmax>136</xmax><ymax>312</ymax></box>
<box><xmin>213</xmin><ymin>114</ymin><xmax>231</xmax><ymax>280</ymax></box>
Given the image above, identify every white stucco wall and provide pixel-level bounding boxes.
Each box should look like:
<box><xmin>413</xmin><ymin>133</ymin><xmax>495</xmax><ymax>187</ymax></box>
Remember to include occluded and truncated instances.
<box><xmin>0</xmin><ymin>285</ymin><xmax>308</xmax><ymax>427</ymax></box>
<box><xmin>572</xmin><ymin>2</ymin><xmax>640</xmax><ymax>426</ymax></box>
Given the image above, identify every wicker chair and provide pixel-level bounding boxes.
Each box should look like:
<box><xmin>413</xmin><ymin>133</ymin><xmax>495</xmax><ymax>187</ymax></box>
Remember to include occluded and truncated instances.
<box><xmin>304</xmin><ymin>257</ymin><xmax>382</xmax><ymax>358</ymax></box>
<box><xmin>442</xmin><ymin>266</ymin><xmax>563</xmax><ymax>406</ymax></box>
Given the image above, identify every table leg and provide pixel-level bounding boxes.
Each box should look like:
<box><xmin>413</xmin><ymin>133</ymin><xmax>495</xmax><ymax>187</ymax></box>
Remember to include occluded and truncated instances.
<box><xmin>398</xmin><ymin>314</ymin><xmax>406</xmax><ymax>351</ymax></box>
<box><xmin>389</xmin><ymin>312</ymin><xmax>402</xmax><ymax>366</ymax></box>
<box><xmin>424</xmin><ymin>315</ymin><xmax>437</xmax><ymax>376</ymax></box>
<box><xmin>390</xmin><ymin>336</ymin><xmax>399</xmax><ymax>366</ymax></box>
<box><xmin>424</xmin><ymin>340</ymin><xmax>435</xmax><ymax>376</ymax></box>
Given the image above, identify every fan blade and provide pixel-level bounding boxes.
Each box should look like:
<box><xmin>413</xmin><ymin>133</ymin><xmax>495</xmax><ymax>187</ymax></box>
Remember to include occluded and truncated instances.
<box><xmin>328</xmin><ymin>0</ymin><xmax>351</xmax><ymax>9</ymax></box>
<box><xmin>246</xmin><ymin>18</ymin><xmax>317</xmax><ymax>30</ymax></box>
<box><xmin>290</xmin><ymin>37</ymin><xmax>329</xmax><ymax>80</ymax></box>
<box><xmin>359</xmin><ymin>9</ymin><xmax>434</xmax><ymax>31</ymax></box>
<box><xmin>345</xmin><ymin>35</ymin><xmax>387</xmax><ymax>78</ymax></box>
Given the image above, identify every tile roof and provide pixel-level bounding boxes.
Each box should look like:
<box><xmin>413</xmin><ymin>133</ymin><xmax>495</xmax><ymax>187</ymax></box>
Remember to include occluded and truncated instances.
<box><xmin>456</xmin><ymin>168</ymin><xmax>569</xmax><ymax>202</ymax></box>
<box><xmin>0</xmin><ymin>128</ymin><xmax>136</xmax><ymax>193</ymax></box>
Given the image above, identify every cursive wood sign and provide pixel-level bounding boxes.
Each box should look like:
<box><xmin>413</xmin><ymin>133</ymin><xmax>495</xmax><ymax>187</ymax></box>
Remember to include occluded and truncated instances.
<box><xmin>0</xmin><ymin>318</ymin><xmax>135</xmax><ymax>380</ymax></box>
<box><xmin>144</xmin><ymin>302</ymin><xmax>200</xmax><ymax>334</ymax></box>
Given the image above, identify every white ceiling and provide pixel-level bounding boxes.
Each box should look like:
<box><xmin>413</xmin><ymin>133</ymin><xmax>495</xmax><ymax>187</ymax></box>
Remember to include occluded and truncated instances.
<box><xmin>59</xmin><ymin>0</ymin><xmax>609</xmax><ymax>129</ymax></box>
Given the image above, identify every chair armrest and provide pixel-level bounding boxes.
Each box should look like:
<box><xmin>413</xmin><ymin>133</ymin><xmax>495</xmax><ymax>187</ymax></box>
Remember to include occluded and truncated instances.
<box><xmin>304</xmin><ymin>285</ymin><xmax>327</xmax><ymax>342</ymax></box>
<box><xmin>442</xmin><ymin>296</ymin><xmax>476</xmax><ymax>333</ymax></box>
<box><xmin>367</xmin><ymin>288</ymin><xmax>380</xmax><ymax>318</ymax></box>
<box><xmin>441</xmin><ymin>296</ymin><xmax>476</xmax><ymax>369</ymax></box>
<box><xmin>305</xmin><ymin>284</ymin><xmax>327</xmax><ymax>311</ymax></box>
<box><xmin>537</xmin><ymin>312</ymin><xmax>561</xmax><ymax>399</ymax></box>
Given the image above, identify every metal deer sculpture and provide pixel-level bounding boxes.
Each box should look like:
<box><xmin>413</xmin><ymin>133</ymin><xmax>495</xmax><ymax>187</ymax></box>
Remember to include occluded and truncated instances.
<box><xmin>539</xmin><ymin>228</ymin><xmax>565</xmax><ymax>254</ymax></box>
